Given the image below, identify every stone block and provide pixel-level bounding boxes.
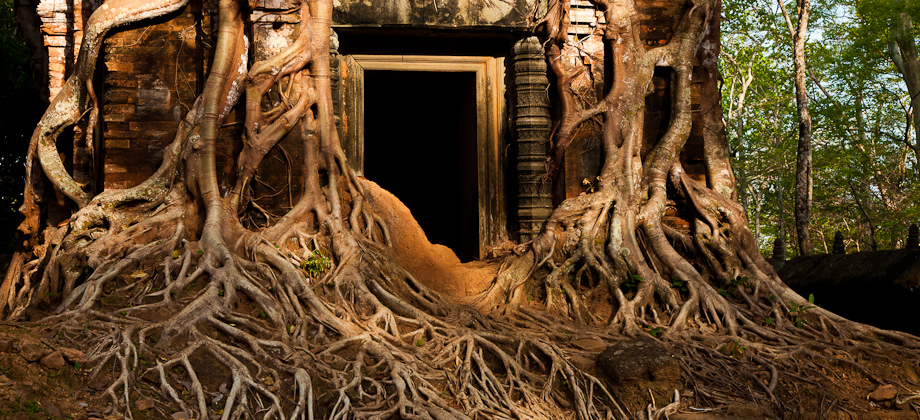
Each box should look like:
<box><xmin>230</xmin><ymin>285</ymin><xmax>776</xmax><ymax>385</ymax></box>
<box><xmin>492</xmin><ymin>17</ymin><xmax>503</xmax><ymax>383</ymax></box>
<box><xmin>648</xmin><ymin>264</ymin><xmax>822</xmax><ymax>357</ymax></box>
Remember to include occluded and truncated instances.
<box><xmin>105</xmin><ymin>61</ymin><xmax>134</xmax><ymax>73</ymax></box>
<box><xmin>59</xmin><ymin>347</ymin><xmax>87</xmax><ymax>364</ymax></box>
<box><xmin>17</xmin><ymin>336</ymin><xmax>51</xmax><ymax>362</ymax></box>
<box><xmin>40</xmin><ymin>350</ymin><xmax>66</xmax><ymax>370</ymax></box>
<box><xmin>596</xmin><ymin>336</ymin><xmax>680</xmax><ymax>385</ymax></box>
<box><xmin>103</xmin><ymin>104</ymin><xmax>136</xmax><ymax>114</ymax></box>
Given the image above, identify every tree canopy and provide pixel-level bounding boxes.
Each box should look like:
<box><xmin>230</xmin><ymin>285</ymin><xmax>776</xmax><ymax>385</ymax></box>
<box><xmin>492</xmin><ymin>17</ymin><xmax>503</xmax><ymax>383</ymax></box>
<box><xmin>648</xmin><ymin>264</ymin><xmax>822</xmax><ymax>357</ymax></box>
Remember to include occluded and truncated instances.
<box><xmin>723</xmin><ymin>0</ymin><xmax>920</xmax><ymax>255</ymax></box>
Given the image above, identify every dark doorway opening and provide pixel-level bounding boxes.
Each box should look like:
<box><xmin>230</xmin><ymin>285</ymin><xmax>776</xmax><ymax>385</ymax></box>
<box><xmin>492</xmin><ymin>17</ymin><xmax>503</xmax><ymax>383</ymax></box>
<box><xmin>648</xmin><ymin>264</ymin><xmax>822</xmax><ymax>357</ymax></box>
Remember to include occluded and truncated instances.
<box><xmin>363</xmin><ymin>70</ymin><xmax>479</xmax><ymax>262</ymax></box>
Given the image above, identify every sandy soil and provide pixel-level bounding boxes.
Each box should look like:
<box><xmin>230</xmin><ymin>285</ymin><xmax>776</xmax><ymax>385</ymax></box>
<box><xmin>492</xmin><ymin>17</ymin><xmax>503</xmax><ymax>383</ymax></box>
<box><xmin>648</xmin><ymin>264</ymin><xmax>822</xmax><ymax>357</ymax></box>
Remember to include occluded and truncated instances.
<box><xmin>360</xmin><ymin>179</ymin><xmax>497</xmax><ymax>297</ymax></box>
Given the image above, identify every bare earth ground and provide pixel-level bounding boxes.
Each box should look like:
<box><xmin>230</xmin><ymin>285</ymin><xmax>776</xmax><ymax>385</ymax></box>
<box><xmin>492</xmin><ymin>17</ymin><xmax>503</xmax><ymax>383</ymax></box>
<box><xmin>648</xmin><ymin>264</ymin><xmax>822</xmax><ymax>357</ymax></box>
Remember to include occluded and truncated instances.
<box><xmin>3</xmin><ymin>194</ymin><xmax>920</xmax><ymax>420</ymax></box>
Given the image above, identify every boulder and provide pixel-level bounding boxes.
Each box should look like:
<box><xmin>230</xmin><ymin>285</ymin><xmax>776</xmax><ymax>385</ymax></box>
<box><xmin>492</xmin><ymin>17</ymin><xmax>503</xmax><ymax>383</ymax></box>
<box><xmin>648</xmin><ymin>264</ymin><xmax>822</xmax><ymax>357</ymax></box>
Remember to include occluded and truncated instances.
<box><xmin>868</xmin><ymin>384</ymin><xmax>898</xmax><ymax>401</ymax></box>
<box><xmin>136</xmin><ymin>398</ymin><xmax>156</xmax><ymax>411</ymax></box>
<box><xmin>0</xmin><ymin>333</ymin><xmax>16</xmax><ymax>352</ymax></box>
<box><xmin>17</xmin><ymin>336</ymin><xmax>50</xmax><ymax>362</ymax></box>
<box><xmin>40</xmin><ymin>350</ymin><xmax>66</xmax><ymax>370</ymax></box>
<box><xmin>59</xmin><ymin>347</ymin><xmax>87</xmax><ymax>365</ymax></box>
<box><xmin>596</xmin><ymin>336</ymin><xmax>681</xmax><ymax>385</ymax></box>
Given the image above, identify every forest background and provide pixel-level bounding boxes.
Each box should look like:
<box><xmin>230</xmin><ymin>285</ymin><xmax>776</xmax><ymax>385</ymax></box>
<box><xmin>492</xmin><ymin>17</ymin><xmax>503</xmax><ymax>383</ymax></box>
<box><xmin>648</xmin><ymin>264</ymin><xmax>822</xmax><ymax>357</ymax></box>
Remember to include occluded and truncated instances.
<box><xmin>0</xmin><ymin>0</ymin><xmax>919</xmax><ymax>258</ymax></box>
<box><xmin>722</xmin><ymin>0</ymin><xmax>920</xmax><ymax>256</ymax></box>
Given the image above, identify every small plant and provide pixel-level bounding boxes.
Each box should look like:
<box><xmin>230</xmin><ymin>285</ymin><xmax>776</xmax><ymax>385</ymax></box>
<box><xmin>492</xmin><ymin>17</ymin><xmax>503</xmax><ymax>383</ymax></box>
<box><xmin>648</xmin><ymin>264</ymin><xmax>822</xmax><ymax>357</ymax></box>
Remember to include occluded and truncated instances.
<box><xmin>671</xmin><ymin>277</ymin><xmax>688</xmax><ymax>293</ymax></box>
<box><xmin>197</xmin><ymin>250</ymin><xmax>204</xmax><ymax>256</ymax></box>
<box><xmin>172</xmin><ymin>249</ymin><xmax>180</xmax><ymax>259</ymax></box>
<box><xmin>723</xmin><ymin>338</ymin><xmax>746</xmax><ymax>357</ymax></box>
<box><xmin>624</xmin><ymin>274</ymin><xmax>642</xmax><ymax>289</ymax></box>
<box><xmin>788</xmin><ymin>294</ymin><xmax>817</xmax><ymax>328</ymax></box>
<box><xmin>730</xmin><ymin>276</ymin><xmax>749</xmax><ymax>287</ymax></box>
<box><xmin>258</xmin><ymin>310</ymin><xmax>267</xmax><ymax>318</ymax></box>
<box><xmin>763</xmin><ymin>317</ymin><xmax>775</xmax><ymax>326</ymax></box>
<box><xmin>718</xmin><ymin>276</ymin><xmax>749</xmax><ymax>298</ymax></box>
<box><xmin>11</xmin><ymin>400</ymin><xmax>42</xmax><ymax>414</ymax></box>
<box><xmin>218</xmin><ymin>289</ymin><xmax>225</xmax><ymax>297</ymax></box>
<box><xmin>300</xmin><ymin>249</ymin><xmax>331</xmax><ymax>277</ymax></box>
<box><xmin>415</xmin><ymin>339</ymin><xmax>425</xmax><ymax>347</ymax></box>
<box><xmin>647</xmin><ymin>327</ymin><xmax>662</xmax><ymax>337</ymax></box>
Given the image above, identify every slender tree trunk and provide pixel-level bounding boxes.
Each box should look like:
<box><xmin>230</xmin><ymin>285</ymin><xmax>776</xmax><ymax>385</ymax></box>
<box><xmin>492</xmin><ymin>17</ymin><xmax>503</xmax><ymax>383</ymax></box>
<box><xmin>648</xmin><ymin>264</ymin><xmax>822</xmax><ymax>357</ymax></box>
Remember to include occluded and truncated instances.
<box><xmin>778</xmin><ymin>0</ymin><xmax>813</xmax><ymax>255</ymax></box>
<box><xmin>777</xmin><ymin>179</ymin><xmax>785</xmax><ymax>249</ymax></box>
<box><xmin>849</xmin><ymin>180</ymin><xmax>878</xmax><ymax>251</ymax></box>
<box><xmin>752</xmin><ymin>183</ymin><xmax>763</xmax><ymax>243</ymax></box>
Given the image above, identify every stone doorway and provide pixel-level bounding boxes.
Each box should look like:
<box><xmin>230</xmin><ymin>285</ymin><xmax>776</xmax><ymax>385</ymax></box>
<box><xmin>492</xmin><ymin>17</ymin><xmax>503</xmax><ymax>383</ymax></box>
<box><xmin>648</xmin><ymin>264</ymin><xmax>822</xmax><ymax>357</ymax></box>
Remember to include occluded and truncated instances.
<box><xmin>339</xmin><ymin>55</ymin><xmax>506</xmax><ymax>260</ymax></box>
<box><xmin>363</xmin><ymin>70</ymin><xmax>479</xmax><ymax>262</ymax></box>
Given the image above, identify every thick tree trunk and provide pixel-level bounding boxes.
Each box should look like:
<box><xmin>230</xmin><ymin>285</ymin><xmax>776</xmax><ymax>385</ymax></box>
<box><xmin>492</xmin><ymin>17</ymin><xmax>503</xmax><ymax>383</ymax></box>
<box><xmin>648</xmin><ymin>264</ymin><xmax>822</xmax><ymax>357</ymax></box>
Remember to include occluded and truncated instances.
<box><xmin>890</xmin><ymin>12</ymin><xmax>920</xmax><ymax>175</ymax></box>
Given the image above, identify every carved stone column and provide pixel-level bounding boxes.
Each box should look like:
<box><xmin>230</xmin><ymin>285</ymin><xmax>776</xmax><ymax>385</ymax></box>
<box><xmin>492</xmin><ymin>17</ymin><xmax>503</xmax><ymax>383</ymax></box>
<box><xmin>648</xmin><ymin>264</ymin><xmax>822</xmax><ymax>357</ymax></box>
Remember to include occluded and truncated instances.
<box><xmin>329</xmin><ymin>30</ymin><xmax>343</xmax><ymax>140</ymax></box>
<box><xmin>513</xmin><ymin>37</ymin><xmax>552</xmax><ymax>241</ymax></box>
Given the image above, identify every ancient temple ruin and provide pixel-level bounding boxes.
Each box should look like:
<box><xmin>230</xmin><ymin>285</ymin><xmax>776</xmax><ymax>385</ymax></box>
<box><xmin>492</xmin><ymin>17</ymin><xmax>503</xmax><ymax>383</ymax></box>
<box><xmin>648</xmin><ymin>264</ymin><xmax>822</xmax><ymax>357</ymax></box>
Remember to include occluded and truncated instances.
<box><xmin>25</xmin><ymin>0</ymin><xmax>710</xmax><ymax>261</ymax></box>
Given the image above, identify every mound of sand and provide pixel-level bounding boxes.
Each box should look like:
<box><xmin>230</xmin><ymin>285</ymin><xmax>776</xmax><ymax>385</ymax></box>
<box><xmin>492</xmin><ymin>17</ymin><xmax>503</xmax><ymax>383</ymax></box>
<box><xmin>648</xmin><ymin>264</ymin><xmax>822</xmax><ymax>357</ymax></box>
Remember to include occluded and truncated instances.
<box><xmin>360</xmin><ymin>179</ymin><xmax>497</xmax><ymax>297</ymax></box>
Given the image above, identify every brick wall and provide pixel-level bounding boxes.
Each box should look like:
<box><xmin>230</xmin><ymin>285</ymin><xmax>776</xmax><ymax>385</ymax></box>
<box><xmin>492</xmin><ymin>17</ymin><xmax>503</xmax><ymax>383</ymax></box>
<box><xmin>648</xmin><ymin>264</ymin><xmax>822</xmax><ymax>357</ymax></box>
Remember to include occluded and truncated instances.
<box><xmin>101</xmin><ymin>6</ymin><xmax>210</xmax><ymax>189</ymax></box>
<box><xmin>559</xmin><ymin>0</ymin><xmax>712</xmax><ymax>202</ymax></box>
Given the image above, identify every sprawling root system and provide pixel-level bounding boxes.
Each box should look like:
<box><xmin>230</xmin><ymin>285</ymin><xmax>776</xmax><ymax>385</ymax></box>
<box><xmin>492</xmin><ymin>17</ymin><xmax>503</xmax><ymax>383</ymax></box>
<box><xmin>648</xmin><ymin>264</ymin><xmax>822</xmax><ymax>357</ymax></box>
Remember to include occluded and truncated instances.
<box><xmin>5</xmin><ymin>0</ymin><xmax>920</xmax><ymax>418</ymax></box>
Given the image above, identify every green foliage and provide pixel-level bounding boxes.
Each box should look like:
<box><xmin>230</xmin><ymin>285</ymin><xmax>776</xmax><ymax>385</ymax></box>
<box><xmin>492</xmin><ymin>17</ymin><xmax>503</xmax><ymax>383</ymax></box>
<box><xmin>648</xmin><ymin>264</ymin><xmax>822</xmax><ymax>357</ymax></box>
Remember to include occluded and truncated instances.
<box><xmin>647</xmin><ymin>327</ymin><xmax>662</xmax><ymax>337</ymax></box>
<box><xmin>0</xmin><ymin>398</ymin><xmax>53</xmax><ymax>420</ymax></box>
<box><xmin>0</xmin><ymin>0</ymin><xmax>44</xmax><ymax>253</ymax></box>
<box><xmin>624</xmin><ymin>274</ymin><xmax>642</xmax><ymax>289</ymax></box>
<box><xmin>717</xmin><ymin>276</ymin><xmax>749</xmax><ymax>298</ymax></box>
<box><xmin>671</xmin><ymin>277</ymin><xmax>688</xmax><ymax>293</ymax></box>
<box><xmin>300</xmin><ymin>249</ymin><xmax>331</xmax><ymax>277</ymax></box>
<box><xmin>788</xmin><ymin>294</ymin><xmax>818</xmax><ymax>328</ymax></box>
<box><xmin>723</xmin><ymin>0</ymin><xmax>920</xmax><ymax>256</ymax></box>
<box><xmin>722</xmin><ymin>338</ymin><xmax>747</xmax><ymax>358</ymax></box>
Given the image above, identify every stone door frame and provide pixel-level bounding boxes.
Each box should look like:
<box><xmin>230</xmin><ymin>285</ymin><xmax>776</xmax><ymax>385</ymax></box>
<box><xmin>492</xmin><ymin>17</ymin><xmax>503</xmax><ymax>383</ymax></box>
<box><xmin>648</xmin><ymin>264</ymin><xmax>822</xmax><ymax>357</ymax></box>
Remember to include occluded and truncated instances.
<box><xmin>339</xmin><ymin>54</ymin><xmax>506</xmax><ymax>258</ymax></box>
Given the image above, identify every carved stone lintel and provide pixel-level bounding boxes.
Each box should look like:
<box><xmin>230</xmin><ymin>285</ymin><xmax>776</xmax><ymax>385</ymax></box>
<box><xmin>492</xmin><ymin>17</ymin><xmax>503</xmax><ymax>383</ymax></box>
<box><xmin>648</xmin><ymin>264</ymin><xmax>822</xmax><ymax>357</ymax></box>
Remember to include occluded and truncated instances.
<box><xmin>513</xmin><ymin>37</ymin><xmax>552</xmax><ymax>241</ymax></box>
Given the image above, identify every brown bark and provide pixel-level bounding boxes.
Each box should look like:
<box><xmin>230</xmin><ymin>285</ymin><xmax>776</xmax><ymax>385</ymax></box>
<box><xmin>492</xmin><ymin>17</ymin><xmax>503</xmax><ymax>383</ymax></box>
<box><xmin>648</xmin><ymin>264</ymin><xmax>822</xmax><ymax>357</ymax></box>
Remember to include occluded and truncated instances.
<box><xmin>777</xmin><ymin>0</ymin><xmax>813</xmax><ymax>256</ymax></box>
<box><xmin>891</xmin><ymin>12</ymin><xmax>920</xmax><ymax>175</ymax></box>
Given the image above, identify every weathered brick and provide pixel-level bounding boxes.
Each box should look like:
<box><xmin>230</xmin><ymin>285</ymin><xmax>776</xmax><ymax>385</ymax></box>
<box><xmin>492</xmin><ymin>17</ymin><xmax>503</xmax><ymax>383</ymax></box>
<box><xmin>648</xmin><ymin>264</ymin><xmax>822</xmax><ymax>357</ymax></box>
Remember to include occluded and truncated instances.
<box><xmin>105</xmin><ymin>131</ymin><xmax>139</xmax><ymax>139</ymax></box>
<box><xmin>104</xmin><ymin>139</ymin><xmax>132</xmax><ymax>149</ymax></box>
<box><xmin>104</xmin><ymin>164</ymin><xmax>128</xmax><ymax>173</ymax></box>
<box><xmin>103</xmin><ymin>122</ymin><xmax>130</xmax><ymax>131</ymax></box>
<box><xmin>103</xmin><ymin>113</ymin><xmax>131</xmax><ymax>123</ymax></box>
<box><xmin>105</xmin><ymin>61</ymin><xmax>134</xmax><ymax>72</ymax></box>
<box><xmin>104</xmin><ymin>76</ymin><xmax>139</xmax><ymax>88</ymax></box>
<box><xmin>103</xmin><ymin>104</ymin><xmax>136</xmax><ymax>114</ymax></box>
<box><xmin>104</xmin><ymin>88</ymin><xmax>138</xmax><ymax>104</ymax></box>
